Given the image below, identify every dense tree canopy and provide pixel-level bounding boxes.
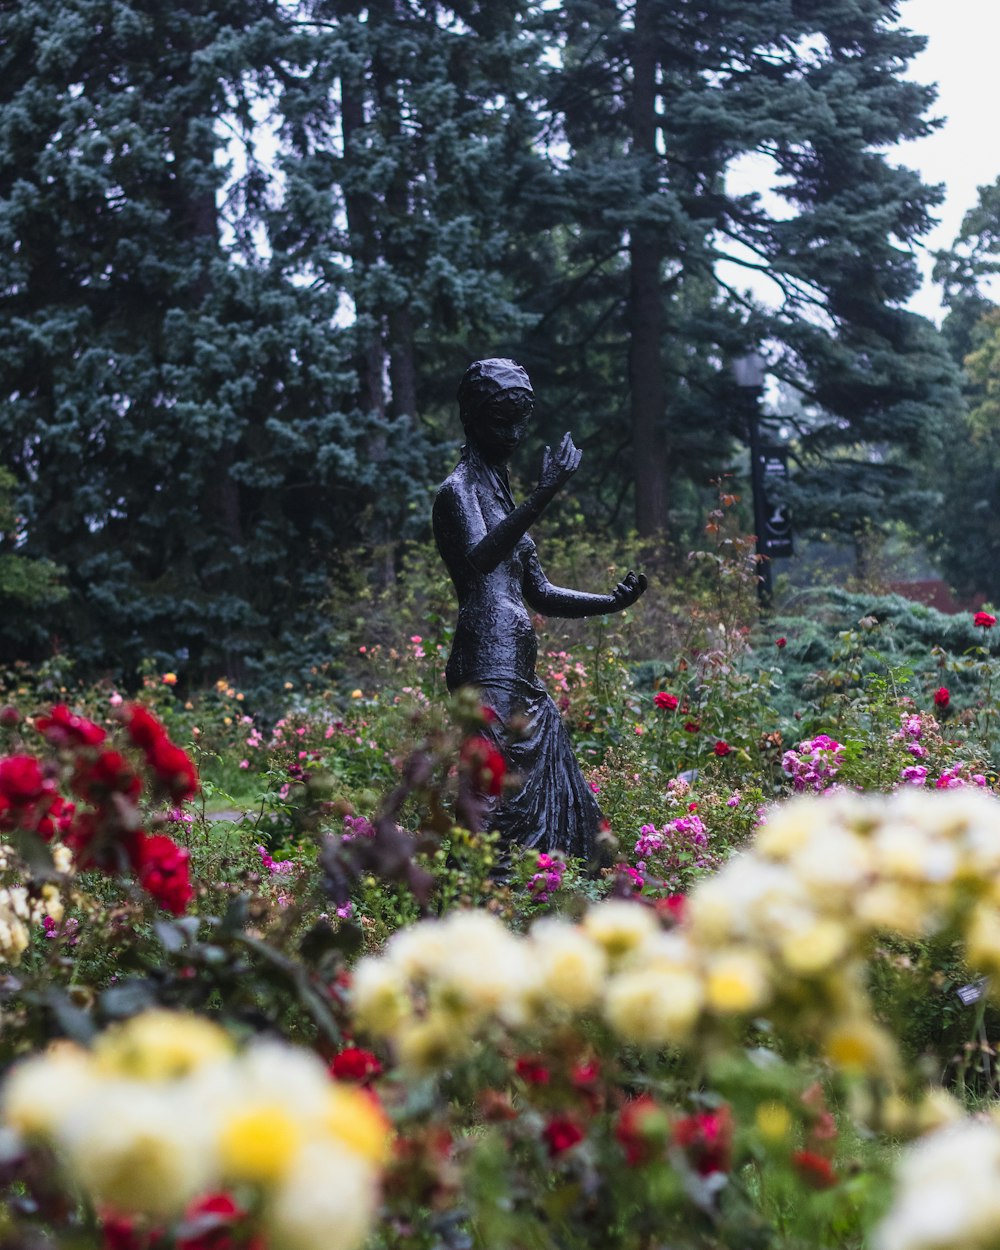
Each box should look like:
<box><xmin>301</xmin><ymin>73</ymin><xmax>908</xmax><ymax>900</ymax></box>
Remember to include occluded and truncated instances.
<box><xmin>0</xmin><ymin>0</ymin><xmax>963</xmax><ymax>676</ymax></box>
<box><xmin>927</xmin><ymin>178</ymin><xmax>1000</xmax><ymax>605</ymax></box>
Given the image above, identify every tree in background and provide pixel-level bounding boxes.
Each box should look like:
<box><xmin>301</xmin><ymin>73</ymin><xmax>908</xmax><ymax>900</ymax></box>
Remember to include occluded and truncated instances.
<box><xmin>0</xmin><ymin>467</ymin><xmax>66</xmax><ymax>655</ymax></box>
<box><xmin>0</xmin><ymin>0</ymin><xmax>967</xmax><ymax>676</ymax></box>
<box><xmin>0</xmin><ymin>0</ymin><xmax>372</xmax><ymax>676</ymax></box>
<box><xmin>521</xmin><ymin>0</ymin><xmax>958</xmax><ymax>541</ymax></box>
<box><xmin>274</xmin><ymin>0</ymin><xmax>545</xmax><ymax>575</ymax></box>
<box><xmin>927</xmin><ymin>178</ymin><xmax>1000</xmax><ymax>604</ymax></box>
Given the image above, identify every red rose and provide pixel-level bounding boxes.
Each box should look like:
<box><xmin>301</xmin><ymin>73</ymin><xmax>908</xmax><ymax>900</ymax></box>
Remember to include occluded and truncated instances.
<box><xmin>100</xmin><ymin>1212</ymin><xmax>153</xmax><ymax>1250</ymax></box>
<box><xmin>35</xmin><ymin>704</ymin><xmax>106</xmax><ymax>748</ymax></box>
<box><xmin>514</xmin><ymin>1056</ymin><xmax>551</xmax><ymax>1086</ymax></box>
<box><xmin>148</xmin><ymin>738</ymin><xmax>199</xmax><ymax>802</ymax></box>
<box><xmin>655</xmin><ymin>893</ymin><xmax>687</xmax><ymax>924</ymax></box>
<box><xmin>130</xmin><ymin>833</ymin><xmax>193</xmax><ymax>915</ymax></box>
<box><xmin>713</xmin><ymin>740</ymin><xmax>732</xmax><ymax>757</ymax></box>
<box><xmin>792</xmin><ymin>1149</ymin><xmax>837</xmax><ymax>1190</ymax></box>
<box><xmin>330</xmin><ymin>1047</ymin><xmax>382</xmax><ymax>1083</ymax></box>
<box><xmin>683</xmin><ymin>721</ymin><xmax>700</xmax><ymax>734</ymax></box>
<box><xmin>542</xmin><ymin>1115</ymin><xmax>585</xmax><ymax>1157</ymax></box>
<box><xmin>0</xmin><ymin>754</ymin><xmax>49</xmax><ymax>806</ymax></box>
<box><xmin>975</xmin><ymin>612</ymin><xmax>997</xmax><ymax>629</ymax></box>
<box><xmin>654</xmin><ymin>691</ymin><xmax>679</xmax><ymax>711</ymax></box>
<box><xmin>124</xmin><ymin>704</ymin><xmax>168</xmax><ymax>752</ymax></box>
<box><xmin>775</xmin><ymin>637</ymin><xmax>787</xmax><ymax>649</ymax></box>
<box><xmin>35</xmin><ymin>793</ymin><xmax>75</xmax><ymax>843</ymax></box>
<box><xmin>177</xmin><ymin>1192</ymin><xmax>259</xmax><ymax>1250</ymax></box>
<box><xmin>672</xmin><ymin>1106</ymin><xmax>733</xmax><ymax>1176</ymax></box>
<box><xmin>933</xmin><ymin>687</ymin><xmax>950</xmax><ymax>709</ymax></box>
<box><xmin>459</xmin><ymin>735</ymin><xmax>506</xmax><ymax>797</ymax></box>
<box><xmin>64</xmin><ymin>810</ymin><xmax>101</xmax><ymax>865</ymax></box>
<box><xmin>72</xmin><ymin>750</ymin><xmax>141</xmax><ymax>805</ymax></box>
<box><xmin>571</xmin><ymin>1059</ymin><xmax>600</xmax><ymax>1088</ymax></box>
<box><xmin>615</xmin><ymin>1095</ymin><xmax>669</xmax><ymax>1166</ymax></box>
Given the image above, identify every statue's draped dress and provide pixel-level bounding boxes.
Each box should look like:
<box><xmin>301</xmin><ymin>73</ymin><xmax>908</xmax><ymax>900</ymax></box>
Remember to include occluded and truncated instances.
<box><xmin>433</xmin><ymin>444</ymin><xmax>604</xmax><ymax>861</ymax></box>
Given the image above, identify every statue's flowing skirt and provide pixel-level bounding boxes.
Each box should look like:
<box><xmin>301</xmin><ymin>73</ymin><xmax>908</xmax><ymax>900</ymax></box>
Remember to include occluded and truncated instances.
<box><xmin>474</xmin><ymin>674</ymin><xmax>605</xmax><ymax>863</ymax></box>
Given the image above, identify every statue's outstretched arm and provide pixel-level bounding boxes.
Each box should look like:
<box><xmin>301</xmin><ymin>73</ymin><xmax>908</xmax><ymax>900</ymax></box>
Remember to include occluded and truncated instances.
<box><xmin>465</xmin><ymin>433</ymin><xmax>582</xmax><ymax>575</ymax></box>
<box><xmin>523</xmin><ymin>552</ymin><xmax>647</xmax><ymax>619</ymax></box>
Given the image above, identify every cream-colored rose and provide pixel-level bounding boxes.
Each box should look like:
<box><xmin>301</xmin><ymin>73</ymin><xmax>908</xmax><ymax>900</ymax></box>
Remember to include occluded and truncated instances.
<box><xmin>753</xmin><ymin>801</ymin><xmax>818</xmax><ymax>860</ymax></box>
<box><xmin>2</xmin><ymin>1044</ymin><xmax>92</xmax><ymax>1141</ymax></box>
<box><xmin>431</xmin><ymin>910</ymin><xmax>538</xmax><ymax>1025</ymax></box>
<box><xmin>59</xmin><ymin>1082</ymin><xmax>216</xmax><ymax>1218</ymax></box>
<box><xmin>582</xmin><ymin>899</ymin><xmax>658</xmax><ymax>961</ymax></box>
<box><xmin>965</xmin><ymin>903</ymin><xmax>1000</xmax><ymax>977</ymax></box>
<box><xmin>527</xmin><ymin>918</ymin><xmax>607</xmax><ymax>1013</ymax></box>
<box><xmin>877</xmin><ymin>1120</ymin><xmax>1000</xmax><ymax>1250</ymax></box>
<box><xmin>854</xmin><ymin>881</ymin><xmax>929</xmax><ymax>938</ymax></box>
<box><xmin>386</xmin><ymin>920</ymin><xmax>450</xmax><ymax>981</ymax></box>
<box><xmin>351</xmin><ymin>957</ymin><xmax>411</xmax><ymax>1037</ymax></box>
<box><xmin>779</xmin><ymin>917</ymin><xmax>850</xmax><ymax>975</ymax></box>
<box><xmin>604</xmin><ymin>967</ymin><xmax>703</xmax><ymax>1044</ymax></box>
<box><xmin>394</xmin><ymin>1012</ymin><xmax>471</xmax><ymax>1072</ymax></box>
<box><xmin>266</xmin><ymin>1142</ymin><xmax>378</xmax><ymax>1250</ymax></box>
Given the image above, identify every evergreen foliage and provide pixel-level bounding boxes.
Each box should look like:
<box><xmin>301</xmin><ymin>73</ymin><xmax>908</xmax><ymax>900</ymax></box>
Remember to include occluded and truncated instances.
<box><xmin>528</xmin><ymin>0</ymin><xmax>959</xmax><ymax>537</ymax></box>
<box><xmin>926</xmin><ymin>179</ymin><xmax>1000</xmax><ymax>605</ymax></box>
<box><xmin>0</xmin><ymin>0</ymin><xmax>963</xmax><ymax>673</ymax></box>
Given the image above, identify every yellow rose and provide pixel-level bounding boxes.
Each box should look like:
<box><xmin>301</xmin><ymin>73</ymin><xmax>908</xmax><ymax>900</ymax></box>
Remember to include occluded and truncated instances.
<box><xmin>825</xmin><ymin>1018</ymin><xmax>897</xmax><ymax>1076</ymax></box>
<box><xmin>218</xmin><ymin>1103</ymin><xmax>302</xmax><ymax>1185</ymax></box>
<box><xmin>755</xmin><ymin>1101</ymin><xmax>792</xmax><ymax>1141</ymax></box>
<box><xmin>705</xmin><ymin>950</ymin><xmax>770</xmax><ymax>1014</ymax></box>
<box><xmin>94</xmin><ymin>1011</ymin><xmax>233</xmax><ymax>1081</ymax></box>
<box><xmin>966</xmin><ymin>903</ymin><xmax>1000</xmax><ymax>976</ymax></box>
<box><xmin>528</xmin><ymin>919</ymin><xmax>608</xmax><ymax>1013</ymax></box>
<box><xmin>324</xmin><ymin>1086</ymin><xmax>392</xmax><ymax>1165</ymax></box>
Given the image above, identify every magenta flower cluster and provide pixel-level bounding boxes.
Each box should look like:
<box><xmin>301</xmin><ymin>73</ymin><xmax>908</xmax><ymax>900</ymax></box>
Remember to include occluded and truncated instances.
<box><xmin>528</xmin><ymin>852</ymin><xmax>566</xmax><ymax>902</ymax></box>
<box><xmin>630</xmin><ymin>812</ymin><xmax>717</xmax><ymax>892</ymax></box>
<box><xmin>256</xmin><ymin>845</ymin><xmax>295</xmax><ymax>875</ymax></box>
<box><xmin>342</xmin><ymin>814</ymin><xmax>376</xmax><ymax>841</ymax></box>
<box><xmin>781</xmin><ymin>734</ymin><xmax>845</xmax><ymax>792</ymax></box>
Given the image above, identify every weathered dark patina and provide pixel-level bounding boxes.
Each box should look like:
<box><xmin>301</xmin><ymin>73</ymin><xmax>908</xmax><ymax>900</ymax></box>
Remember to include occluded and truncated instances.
<box><xmin>433</xmin><ymin>358</ymin><xmax>647</xmax><ymax>861</ymax></box>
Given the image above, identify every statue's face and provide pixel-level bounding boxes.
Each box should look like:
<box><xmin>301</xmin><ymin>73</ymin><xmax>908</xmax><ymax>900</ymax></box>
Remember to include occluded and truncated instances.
<box><xmin>473</xmin><ymin>390</ymin><xmax>534</xmax><ymax>464</ymax></box>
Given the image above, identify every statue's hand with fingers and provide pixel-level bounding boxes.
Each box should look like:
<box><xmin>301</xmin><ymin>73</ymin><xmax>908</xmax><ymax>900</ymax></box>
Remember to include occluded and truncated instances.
<box><xmin>536</xmin><ymin>432</ymin><xmax>583</xmax><ymax>500</ymax></box>
<box><xmin>609</xmin><ymin>570</ymin><xmax>648</xmax><ymax>610</ymax></box>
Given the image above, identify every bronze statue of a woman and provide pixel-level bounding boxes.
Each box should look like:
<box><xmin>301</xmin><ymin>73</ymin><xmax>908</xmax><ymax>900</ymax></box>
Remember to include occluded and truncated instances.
<box><xmin>433</xmin><ymin>358</ymin><xmax>647</xmax><ymax>863</ymax></box>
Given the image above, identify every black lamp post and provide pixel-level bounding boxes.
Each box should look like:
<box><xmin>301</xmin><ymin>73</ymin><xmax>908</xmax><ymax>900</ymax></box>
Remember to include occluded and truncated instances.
<box><xmin>733</xmin><ymin>352</ymin><xmax>772</xmax><ymax>607</ymax></box>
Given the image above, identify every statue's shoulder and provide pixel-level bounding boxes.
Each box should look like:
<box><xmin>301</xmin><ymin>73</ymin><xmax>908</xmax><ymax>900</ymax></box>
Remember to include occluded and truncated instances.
<box><xmin>434</xmin><ymin>460</ymin><xmax>477</xmax><ymax>512</ymax></box>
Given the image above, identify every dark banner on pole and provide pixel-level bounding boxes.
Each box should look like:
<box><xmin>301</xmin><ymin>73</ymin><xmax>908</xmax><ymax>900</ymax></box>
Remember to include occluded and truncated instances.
<box><xmin>757</xmin><ymin>446</ymin><xmax>793</xmax><ymax>558</ymax></box>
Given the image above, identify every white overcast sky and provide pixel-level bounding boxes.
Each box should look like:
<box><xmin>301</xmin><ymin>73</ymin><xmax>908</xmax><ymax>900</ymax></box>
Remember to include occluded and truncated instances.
<box><xmin>900</xmin><ymin>0</ymin><xmax>1000</xmax><ymax>320</ymax></box>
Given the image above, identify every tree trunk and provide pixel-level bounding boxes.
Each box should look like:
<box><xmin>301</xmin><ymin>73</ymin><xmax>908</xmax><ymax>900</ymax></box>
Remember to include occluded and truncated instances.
<box><xmin>628</xmin><ymin>0</ymin><xmax>669</xmax><ymax>536</ymax></box>
<box><xmin>389</xmin><ymin>305</ymin><xmax>417</xmax><ymax>420</ymax></box>
<box><xmin>341</xmin><ymin>62</ymin><xmax>387</xmax><ymax>422</ymax></box>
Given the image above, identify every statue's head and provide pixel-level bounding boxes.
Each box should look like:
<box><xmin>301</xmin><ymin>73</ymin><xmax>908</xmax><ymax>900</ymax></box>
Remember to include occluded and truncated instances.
<box><xmin>458</xmin><ymin>358</ymin><xmax>534</xmax><ymax>464</ymax></box>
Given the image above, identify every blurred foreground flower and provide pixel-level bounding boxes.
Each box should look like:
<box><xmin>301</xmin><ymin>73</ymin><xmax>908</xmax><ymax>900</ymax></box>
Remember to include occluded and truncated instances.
<box><xmin>1</xmin><ymin>1011</ymin><xmax>389</xmax><ymax>1250</ymax></box>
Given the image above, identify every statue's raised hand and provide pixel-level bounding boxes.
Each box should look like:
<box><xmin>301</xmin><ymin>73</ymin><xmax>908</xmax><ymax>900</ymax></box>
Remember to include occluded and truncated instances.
<box><xmin>609</xmin><ymin>570</ymin><xmax>648</xmax><ymax>610</ymax></box>
<box><xmin>537</xmin><ymin>432</ymin><xmax>582</xmax><ymax>499</ymax></box>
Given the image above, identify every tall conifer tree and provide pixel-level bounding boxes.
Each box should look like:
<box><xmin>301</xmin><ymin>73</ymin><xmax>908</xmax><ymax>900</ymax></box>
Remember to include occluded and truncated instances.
<box><xmin>532</xmin><ymin>0</ymin><xmax>957</xmax><ymax>538</ymax></box>
<box><xmin>0</xmin><ymin>0</ymin><xmax>363</xmax><ymax>673</ymax></box>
